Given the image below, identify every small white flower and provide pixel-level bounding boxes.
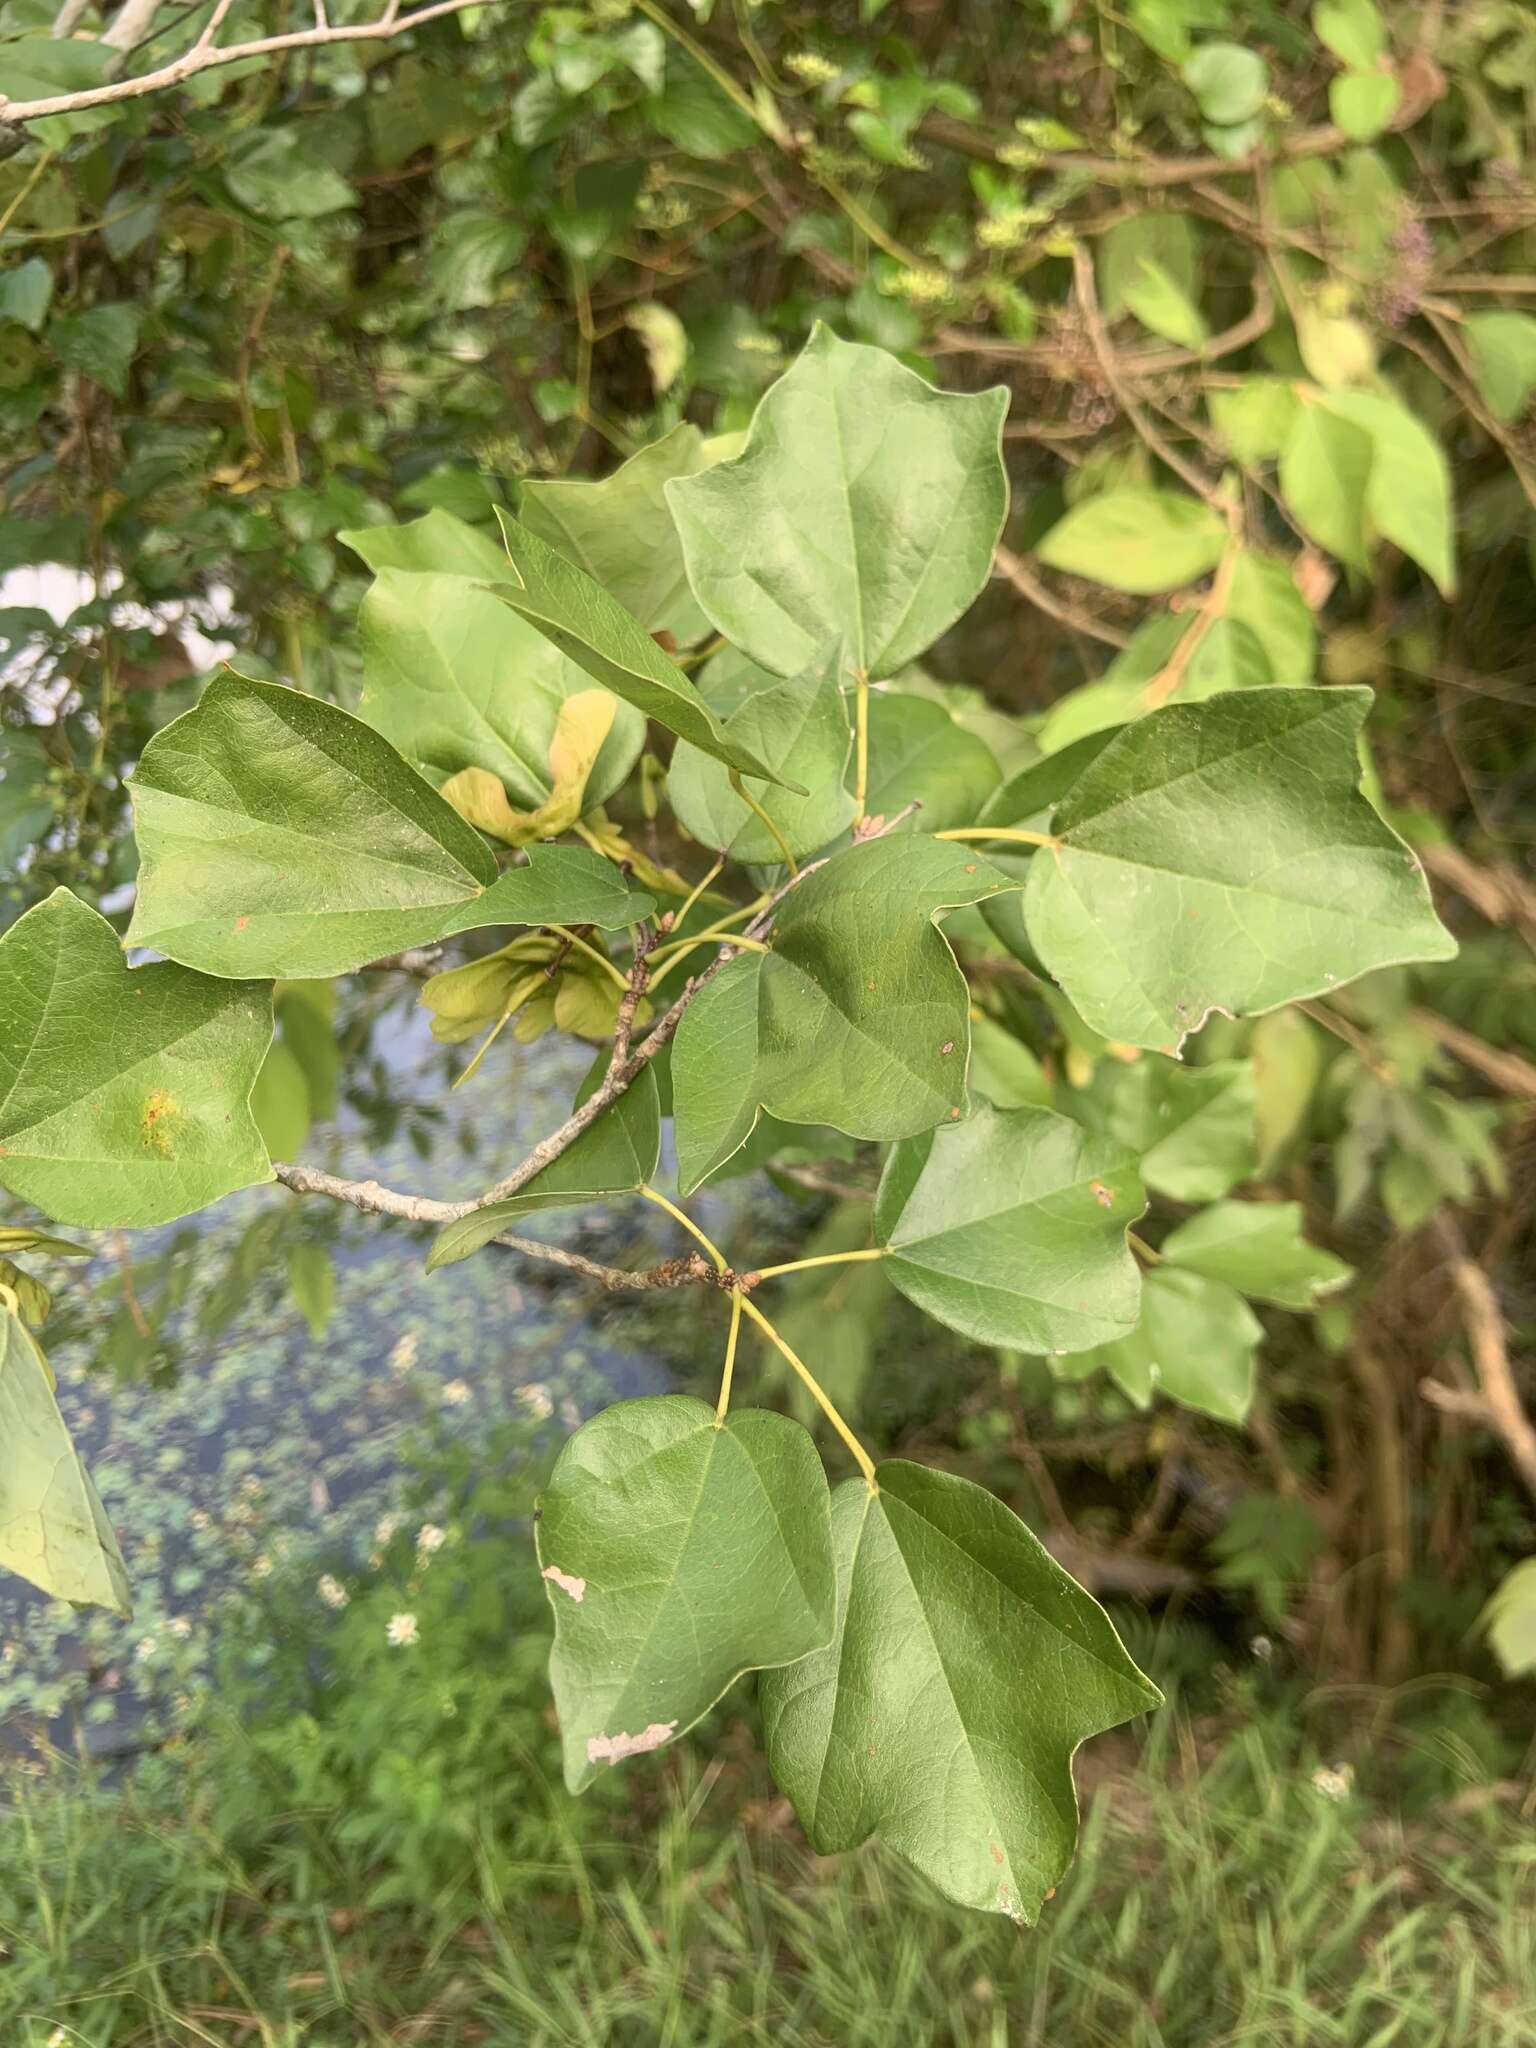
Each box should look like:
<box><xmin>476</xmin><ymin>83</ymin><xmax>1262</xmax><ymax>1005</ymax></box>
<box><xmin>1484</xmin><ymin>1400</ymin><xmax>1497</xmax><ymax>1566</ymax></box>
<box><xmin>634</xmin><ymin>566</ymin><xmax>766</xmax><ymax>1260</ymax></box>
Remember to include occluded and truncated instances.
<box><xmin>316</xmin><ymin>1574</ymin><xmax>349</xmax><ymax>1610</ymax></box>
<box><xmin>189</xmin><ymin>1508</ymin><xmax>211</xmax><ymax>1531</ymax></box>
<box><xmin>48</xmin><ymin>2028</ymin><xmax>67</xmax><ymax>2047</ymax></box>
<box><xmin>387</xmin><ymin>1612</ymin><xmax>419</xmax><ymax>1648</ymax></box>
<box><xmin>134</xmin><ymin>1636</ymin><xmax>158</xmax><ymax>1663</ymax></box>
<box><xmin>516</xmin><ymin>1382</ymin><xmax>554</xmax><ymax>1422</ymax></box>
<box><xmin>389</xmin><ymin>1330</ymin><xmax>419</xmax><ymax>1375</ymax></box>
<box><xmin>441</xmin><ymin>1378</ymin><xmax>471</xmax><ymax>1407</ymax></box>
<box><xmin>1311</xmin><ymin>1761</ymin><xmax>1354</xmax><ymax>1802</ymax></box>
<box><xmin>416</xmin><ymin>1524</ymin><xmax>447</xmax><ymax>1556</ymax></box>
<box><xmin>168</xmin><ymin>1616</ymin><xmax>192</xmax><ymax>1640</ymax></box>
<box><xmin>251</xmin><ymin>1555</ymin><xmax>273</xmax><ymax>1580</ymax></box>
<box><xmin>559</xmin><ymin>1397</ymin><xmax>582</xmax><ymax>1432</ymax></box>
<box><xmin>374</xmin><ymin>1512</ymin><xmax>403</xmax><ymax>1547</ymax></box>
<box><xmin>1249</xmin><ymin>1634</ymin><xmax>1273</xmax><ymax>1662</ymax></box>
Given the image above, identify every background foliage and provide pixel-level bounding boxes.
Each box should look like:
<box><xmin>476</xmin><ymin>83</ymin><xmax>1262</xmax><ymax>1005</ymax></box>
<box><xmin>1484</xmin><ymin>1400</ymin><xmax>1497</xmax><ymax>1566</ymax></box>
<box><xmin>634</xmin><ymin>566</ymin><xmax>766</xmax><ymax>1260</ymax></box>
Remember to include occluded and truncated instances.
<box><xmin>1</xmin><ymin>0</ymin><xmax>1535</xmax><ymax>2002</ymax></box>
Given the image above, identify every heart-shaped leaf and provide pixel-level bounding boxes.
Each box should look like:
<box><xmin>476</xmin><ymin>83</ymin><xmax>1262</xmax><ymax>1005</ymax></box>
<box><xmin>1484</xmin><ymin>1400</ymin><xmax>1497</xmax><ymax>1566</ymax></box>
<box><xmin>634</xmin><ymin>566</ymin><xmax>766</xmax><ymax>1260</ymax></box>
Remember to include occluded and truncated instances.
<box><xmin>762</xmin><ymin>1461</ymin><xmax>1159</xmax><ymax>1919</ymax></box>
<box><xmin>0</xmin><ymin>890</ymin><xmax>272</xmax><ymax>1228</ymax></box>
<box><xmin>538</xmin><ymin>1394</ymin><xmax>835</xmax><ymax>1791</ymax></box>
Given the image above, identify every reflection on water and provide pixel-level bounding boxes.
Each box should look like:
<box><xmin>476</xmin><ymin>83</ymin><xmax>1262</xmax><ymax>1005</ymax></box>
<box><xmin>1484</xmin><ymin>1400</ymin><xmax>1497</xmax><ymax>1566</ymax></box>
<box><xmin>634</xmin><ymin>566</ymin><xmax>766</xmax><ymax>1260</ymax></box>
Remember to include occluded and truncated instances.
<box><xmin>0</xmin><ymin>982</ymin><xmax>766</xmax><ymax>1754</ymax></box>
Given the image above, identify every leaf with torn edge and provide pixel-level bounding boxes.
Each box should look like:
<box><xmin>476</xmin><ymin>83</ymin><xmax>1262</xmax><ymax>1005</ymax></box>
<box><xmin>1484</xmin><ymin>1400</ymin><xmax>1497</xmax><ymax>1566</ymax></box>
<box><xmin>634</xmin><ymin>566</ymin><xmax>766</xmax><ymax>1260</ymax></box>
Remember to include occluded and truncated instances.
<box><xmin>0</xmin><ymin>890</ymin><xmax>272</xmax><ymax>1228</ymax></box>
<box><xmin>127</xmin><ymin>676</ymin><xmax>651</xmax><ymax>978</ymax></box>
<box><xmin>1023</xmin><ymin>689</ymin><xmax>1455</xmax><ymax>1051</ymax></box>
<box><xmin>0</xmin><ymin>1305</ymin><xmax>130</xmax><ymax>1615</ymax></box>
<box><xmin>537</xmin><ymin>1394</ymin><xmax>835</xmax><ymax>1792</ymax></box>
<box><xmin>762</xmin><ymin>1461</ymin><xmax>1159</xmax><ymax>1920</ymax></box>
<box><xmin>491</xmin><ymin>514</ymin><xmax>791</xmax><ymax>784</ymax></box>
<box><xmin>875</xmin><ymin>1104</ymin><xmax>1145</xmax><ymax>1354</ymax></box>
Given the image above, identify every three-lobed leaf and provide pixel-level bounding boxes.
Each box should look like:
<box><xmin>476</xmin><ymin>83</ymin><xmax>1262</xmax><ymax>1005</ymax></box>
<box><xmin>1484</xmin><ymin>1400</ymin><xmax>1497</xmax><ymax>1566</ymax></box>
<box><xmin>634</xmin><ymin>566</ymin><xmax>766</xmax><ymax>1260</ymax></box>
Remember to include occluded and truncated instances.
<box><xmin>875</xmin><ymin>1104</ymin><xmax>1145</xmax><ymax>1355</ymax></box>
<box><xmin>762</xmin><ymin>1461</ymin><xmax>1159</xmax><ymax>1919</ymax></box>
<box><xmin>670</xmin><ymin>837</ymin><xmax>1017</xmax><ymax>1193</ymax></box>
<box><xmin>1024</xmin><ymin>689</ymin><xmax>1455</xmax><ymax>1050</ymax></box>
<box><xmin>0</xmin><ymin>890</ymin><xmax>272</xmax><ymax>1228</ymax></box>
<box><xmin>667</xmin><ymin>323</ymin><xmax>1009</xmax><ymax>680</ymax></box>
<box><xmin>538</xmin><ymin>1394</ymin><xmax>835</xmax><ymax>1791</ymax></box>
<box><xmin>127</xmin><ymin>676</ymin><xmax>650</xmax><ymax>979</ymax></box>
<box><xmin>490</xmin><ymin>514</ymin><xmax>788</xmax><ymax>783</ymax></box>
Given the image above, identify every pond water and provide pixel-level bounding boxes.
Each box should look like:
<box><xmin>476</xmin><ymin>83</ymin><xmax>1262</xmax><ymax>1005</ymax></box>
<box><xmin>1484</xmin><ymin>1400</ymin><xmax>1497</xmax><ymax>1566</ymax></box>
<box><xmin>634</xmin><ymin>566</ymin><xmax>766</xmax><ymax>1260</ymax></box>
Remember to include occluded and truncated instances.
<box><xmin>0</xmin><ymin>980</ymin><xmax>769</xmax><ymax>1755</ymax></box>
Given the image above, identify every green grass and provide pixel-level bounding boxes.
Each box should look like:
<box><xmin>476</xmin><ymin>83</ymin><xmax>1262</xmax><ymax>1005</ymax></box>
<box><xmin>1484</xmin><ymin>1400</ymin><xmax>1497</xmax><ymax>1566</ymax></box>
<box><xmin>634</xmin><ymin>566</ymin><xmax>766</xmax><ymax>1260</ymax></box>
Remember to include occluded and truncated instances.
<box><xmin>4</xmin><ymin>1425</ymin><xmax>1535</xmax><ymax>2046</ymax></box>
<box><xmin>5</xmin><ymin>1705</ymin><xmax>1536</xmax><ymax>2044</ymax></box>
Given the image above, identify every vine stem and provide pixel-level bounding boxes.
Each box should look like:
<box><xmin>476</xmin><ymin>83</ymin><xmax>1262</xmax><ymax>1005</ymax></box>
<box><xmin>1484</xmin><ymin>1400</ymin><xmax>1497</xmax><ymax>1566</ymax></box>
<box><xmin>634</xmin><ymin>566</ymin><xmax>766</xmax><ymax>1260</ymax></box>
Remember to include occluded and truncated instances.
<box><xmin>729</xmin><ymin>769</ymin><xmax>799</xmax><ymax>873</ymax></box>
<box><xmin>664</xmin><ymin>856</ymin><xmax>725</xmax><ymax>938</ymax></box>
<box><xmin>1127</xmin><ymin>1230</ymin><xmax>1162</xmax><ymax>1266</ymax></box>
<box><xmin>738</xmin><ymin>1295</ymin><xmax>878</xmax><ymax>1487</ymax></box>
<box><xmin>716</xmin><ymin>1289</ymin><xmax>743</xmax><ymax>1420</ymax></box>
<box><xmin>936</xmin><ymin>826</ymin><xmax>1057</xmax><ymax>849</ymax></box>
<box><xmin>751</xmin><ymin>1248</ymin><xmax>886</xmax><ymax>1280</ymax></box>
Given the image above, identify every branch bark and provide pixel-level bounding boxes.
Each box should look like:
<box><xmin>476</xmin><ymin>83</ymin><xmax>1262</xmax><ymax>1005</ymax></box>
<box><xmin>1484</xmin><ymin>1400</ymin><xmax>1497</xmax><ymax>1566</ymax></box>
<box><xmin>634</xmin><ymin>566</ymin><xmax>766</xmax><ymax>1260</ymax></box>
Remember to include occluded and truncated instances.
<box><xmin>0</xmin><ymin>0</ymin><xmax>490</xmax><ymax>121</ymax></box>
<box><xmin>1423</xmin><ymin>1216</ymin><xmax>1536</xmax><ymax>1505</ymax></box>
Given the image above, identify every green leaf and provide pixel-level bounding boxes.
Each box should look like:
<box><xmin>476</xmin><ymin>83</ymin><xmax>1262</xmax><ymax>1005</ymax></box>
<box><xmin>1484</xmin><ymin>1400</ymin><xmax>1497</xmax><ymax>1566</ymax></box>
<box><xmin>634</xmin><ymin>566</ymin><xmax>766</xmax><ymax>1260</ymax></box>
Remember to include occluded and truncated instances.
<box><xmin>1479</xmin><ymin>1559</ymin><xmax>1536</xmax><ymax>1680</ymax></box>
<box><xmin>223</xmin><ymin>129</ymin><xmax>356</xmax><ymax>220</ymax></box>
<box><xmin>1322</xmin><ymin>390</ymin><xmax>1456</xmax><ymax>596</ymax></box>
<box><xmin>1069</xmin><ymin>1265</ymin><xmax>1262</xmax><ymax>1420</ymax></box>
<box><xmin>1122</xmin><ymin>257</ymin><xmax>1209</xmax><ymax>349</ymax></box>
<box><xmin>1024</xmin><ymin>690</ymin><xmax>1456</xmax><ymax>1051</ymax></box>
<box><xmin>762</xmin><ymin>1461</ymin><xmax>1159</xmax><ymax>1920</ymax></box>
<box><xmin>1296</xmin><ymin>310</ymin><xmax>1376</xmax><ymax>389</ymax></box>
<box><xmin>520</xmin><ymin>425</ymin><xmax>711</xmax><ymax>642</ymax></box>
<box><xmin>859</xmin><ymin>690</ymin><xmax>1002</xmax><ymax>832</ymax></box>
<box><xmin>426</xmin><ymin>210</ymin><xmax>527</xmax><ymax>310</ymax></box>
<box><xmin>50</xmin><ymin>304</ymin><xmax>141</xmax><ymax>398</ymax></box>
<box><xmin>0</xmin><ymin>37</ymin><xmax>115</xmax><ymax>143</ymax></box>
<box><xmin>875</xmin><ymin>1104</ymin><xmax>1144</xmax><ymax>1353</ymax></box>
<box><xmin>1036</xmin><ymin>490</ymin><xmax>1228</xmax><ymax>594</ymax></box>
<box><xmin>967</xmin><ymin>1014</ymin><xmax>1052</xmax><ymax>1109</ymax></box>
<box><xmin>127</xmin><ymin>675</ymin><xmax>649</xmax><ymax>979</ymax></box>
<box><xmin>668</xmin><ymin>663</ymin><xmax>854</xmax><ymax>863</ymax></box>
<box><xmin>0</xmin><ymin>258</ymin><xmax>53</xmax><ymax>335</ymax></box>
<box><xmin>1210</xmin><ymin>378</ymin><xmax>1300</xmax><ymax>465</ymax></box>
<box><xmin>490</xmin><ymin>515</ymin><xmax>787</xmax><ymax>784</ymax></box>
<box><xmin>671</xmin><ymin>837</ymin><xmax>1016</xmax><ymax>1193</ymax></box>
<box><xmin>1330</xmin><ymin>70</ymin><xmax>1400</xmax><ymax>141</ymax></box>
<box><xmin>0</xmin><ymin>1225</ymin><xmax>89</xmax><ymax>1260</ymax></box>
<box><xmin>1464</xmin><ymin>310</ymin><xmax>1536</xmax><ymax>424</ymax></box>
<box><xmin>341</xmin><ymin>507</ymin><xmax>512</xmax><ymax>582</ymax></box>
<box><xmin>979</xmin><ymin>732</ymin><xmax>1116</xmax><ymax>830</ymax></box>
<box><xmin>357</xmin><ymin>569</ymin><xmax>643</xmax><ymax>810</ymax></box>
<box><xmin>646</xmin><ymin>72</ymin><xmax>760</xmax><ymax>157</ymax></box>
<box><xmin>1093</xmin><ymin>1057</ymin><xmax>1258</xmax><ymax>1202</ymax></box>
<box><xmin>1252</xmin><ymin>1006</ymin><xmax>1324</xmax><ymax>1168</ymax></box>
<box><xmin>1315</xmin><ymin>0</ymin><xmax>1386</xmax><ymax>70</ymax></box>
<box><xmin>1098</xmin><ymin>213</ymin><xmax>1198</xmax><ymax>321</ymax></box>
<box><xmin>1226</xmin><ymin>548</ymin><xmax>1316</xmax><ymax>682</ymax></box>
<box><xmin>427</xmin><ymin>1063</ymin><xmax>660</xmax><ymax>1269</ymax></box>
<box><xmin>1182</xmin><ymin>43</ymin><xmax>1268</xmax><ymax>124</ymax></box>
<box><xmin>1278</xmin><ymin>400</ymin><xmax>1373</xmax><ymax>571</ymax></box>
<box><xmin>286</xmin><ymin>1240</ymin><xmax>335</xmax><ymax>1338</ymax></box>
<box><xmin>250</xmin><ymin>1039</ymin><xmax>311</xmax><ymax>1161</ymax></box>
<box><xmin>0</xmin><ymin>1306</ymin><xmax>130</xmax><ymax>1615</ymax></box>
<box><xmin>667</xmin><ymin>324</ymin><xmax>1009</xmax><ymax>680</ymax></box>
<box><xmin>0</xmin><ymin>890</ymin><xmax>272</xmax><ymax>1228</ymax></box>
<box><xmin>1161</xmin><ymin>1199</ymin><xmax>1353</xmax><ymax>1309</ymax></box>
<box><xmin>538</xmin><ymin>1395</ymin><xmax>835</xmax><ymax>1792</ymax></box>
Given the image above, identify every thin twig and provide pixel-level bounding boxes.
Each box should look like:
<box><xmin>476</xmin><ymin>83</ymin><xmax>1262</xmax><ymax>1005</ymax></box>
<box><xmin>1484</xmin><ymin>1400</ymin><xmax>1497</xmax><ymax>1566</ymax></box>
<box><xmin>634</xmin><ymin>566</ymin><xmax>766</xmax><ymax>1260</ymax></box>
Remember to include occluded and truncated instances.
<box><xmin>993</xmin><ymin>543</ymin><xmax>1130</xmax><ymax>649</ymax></box>
<box><xmin>0</xmin><ymin>0</ymin><xmax>490</xmax><ymax>120</ymax></box>
<box><xmin>1424</xmin><ymin>1216</ymin><xmax>1536</xmax><ymax>1505</ymax></box>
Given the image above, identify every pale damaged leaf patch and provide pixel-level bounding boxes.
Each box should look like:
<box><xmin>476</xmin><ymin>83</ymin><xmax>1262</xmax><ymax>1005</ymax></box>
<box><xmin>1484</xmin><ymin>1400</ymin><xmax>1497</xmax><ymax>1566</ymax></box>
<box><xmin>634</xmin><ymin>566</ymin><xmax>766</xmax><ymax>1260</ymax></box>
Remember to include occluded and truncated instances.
<box><xmin>541</xmin><ymin>1564</ymin><xmax>587</xmax><ymax>1602</ymax></box>
<box><xmin>587</xmin><ymin>1720</ymin><xmax>677</xmax><ymax>1766</ymax></box>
